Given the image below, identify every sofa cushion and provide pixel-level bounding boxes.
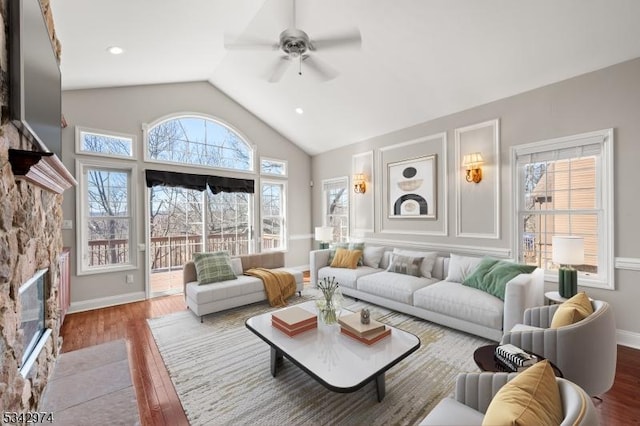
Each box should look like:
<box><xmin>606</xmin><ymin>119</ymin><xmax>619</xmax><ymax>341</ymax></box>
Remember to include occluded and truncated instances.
<box><xmin>550</xmin><ymin>292</ymin><xmax>594</xmax><ymax>329</ymax></box>
<box><xmin>357</xmin><ymin>271</ymin><xmax>436</xmax><ymax>304</ymax></box>
<box><xmin>330</xmin><ymin>248</ymin><xmax>362</xmax><ymax>269</ymax></box>
<box><xmin>446</xmin><ymin>254</ymin><xmax>482</xmax><ymax>283</ymax></box>
<box><xmin>463</xmin><ymin>258</ymin><xmax>536</xmax><ymax>300</ymax></box>
<box><xmin>393</xmin><ymin>249</ymin><xmax>438</xmax><ymax>278</ymax></box>
<box><xmin>186</xmin><ymin>275</ymin><xmax>264</xmax><ymax>304</ymax></box>
<box><xmin>419</xmin><ymin>397</ymin><xmax>485</xmax><ymax>425</ymax></box>
<box><xmin>318</xmin><ymin>266</ymin><xmax>380</xmax><ymax>290</ymax></box>
<box><xmin>413</xmin><ymin>281</ymin><xmax>504</xmax><ymax>329</ymax></box>
<box><xmin>193</xmin><ymin>252</ymin><xmax>237</xmax><ymax>285</ymax></box>
<box><xmin>483</xmin><ymin>360</ymin><xmax>563</xmax><ymax>426</ymax></box>
<box><xmin>273</xmin><ymin>267</ymin><xmax>303</xmax><ymax>285</ymax></box>
<box><xmin>387</xmin><ymin>253</ymin><xmax>424</xmax><ymax>277</ymax></box>
<box><xmin>363</xmin><ymin>246</ymin><xmax>385</xmax><ymax>269</ymax></box>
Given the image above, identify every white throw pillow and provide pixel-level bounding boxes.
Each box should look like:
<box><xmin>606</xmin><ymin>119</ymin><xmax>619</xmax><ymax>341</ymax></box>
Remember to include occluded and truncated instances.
<box><xmin>393</xmin><ymin>249</ymin><xmax>437</xmax><ymax>278</ymax></box>
<box><xmin>446</xmin><ymin>254</ymin><xmax>482</xmax><ymax>283</ymax></box>
<box><xmin>363</xmin><ymin>246</ymin><xmax>385</xmax><ymax>269</ymax></box>
<box><xmin>230</xmin><ymin>257</ymin><xmax>244</xmax><ymax>276</ymax></box>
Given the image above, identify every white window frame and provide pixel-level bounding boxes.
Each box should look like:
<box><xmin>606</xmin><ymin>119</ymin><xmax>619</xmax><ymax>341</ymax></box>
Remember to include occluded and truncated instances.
<box><xmin>142</xmin><ymin>112</ymin><xmax>256</xmax><ymax>174</ymax></box>
<box><xmin>260</xmin><ymin>179</ymin><xmax>287</xmax><ymax>252</ymax></box>
<box><xmin>75</xmin><ymin>126</ymin><xmax>136</xmax><ymax>160</ymax></box>
<box><xmin>260</xmin><ymin>157</ymin><xmax>288</xmax><ymax>177</ymax></box>
<box><xmin>322</xmin><ymin>177</ymin><xmax>350</xmax><ymax>243</ymax></box>
<box><xmin>76</xmin><ymin>158</ymin><xmax>137</xmax><ymax>275</ymax></box>
<box><xmin>511</xmin><ymin>128</ymin><xmax>614</xmax><ymax>290</ymax></box>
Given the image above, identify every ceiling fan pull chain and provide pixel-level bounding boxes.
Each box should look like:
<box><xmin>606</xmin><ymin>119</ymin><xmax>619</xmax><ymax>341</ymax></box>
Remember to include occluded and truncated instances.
<box><xmin>299</xmin><ymin>55</ymin><xmax>302</xmax><ymax>76</ymax></box>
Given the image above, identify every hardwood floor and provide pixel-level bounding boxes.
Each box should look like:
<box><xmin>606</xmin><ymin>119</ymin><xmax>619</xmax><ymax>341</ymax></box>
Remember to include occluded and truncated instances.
<box><xmin>60</xmin><ymin>295</ymin><xmax>640</xmax><ymax>425</ymax></box>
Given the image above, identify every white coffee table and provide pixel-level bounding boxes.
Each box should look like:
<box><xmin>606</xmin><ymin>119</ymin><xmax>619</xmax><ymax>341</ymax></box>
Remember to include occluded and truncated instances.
<box><xmin>245</xmin><ymin>301</ymin><xmax>420</xmax><ymax>402</ymax></box>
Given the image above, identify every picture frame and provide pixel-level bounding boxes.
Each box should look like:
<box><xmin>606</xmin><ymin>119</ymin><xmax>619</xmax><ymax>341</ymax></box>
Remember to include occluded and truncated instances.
<box><xmin>387</xmin><ymin>154</ymin><xmax>437</xmax><ymax>219</ymax></box>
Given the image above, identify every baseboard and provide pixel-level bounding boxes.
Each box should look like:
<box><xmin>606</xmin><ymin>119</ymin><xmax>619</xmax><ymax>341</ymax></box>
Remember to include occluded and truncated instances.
<box><xmin>68</xmin><ymin>291</ymin><xmax>146</xmax><ymax>314</ymax></box>
<box><xmin>616</xmin><ymin>329</ymin><xmax>640</xmax><ymax>349</ymax></box>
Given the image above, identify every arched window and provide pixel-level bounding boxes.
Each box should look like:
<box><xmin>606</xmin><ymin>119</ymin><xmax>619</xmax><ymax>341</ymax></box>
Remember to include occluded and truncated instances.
<box><xmin>144</xmin><ymin>114</ymin><xmax>253</xmax><ymax>171</ymax></box>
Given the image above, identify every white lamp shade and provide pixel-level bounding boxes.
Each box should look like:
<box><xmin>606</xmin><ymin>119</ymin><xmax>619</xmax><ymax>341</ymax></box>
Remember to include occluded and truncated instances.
<box><xmin>314</xmin><ymin>226</ymin><xmax>333</xmax><ymax>242</ymax></box>
<box><xmin>552</xmin><ymin>236</ymin><xmax>585</xmax><ymax>265</ymax></box>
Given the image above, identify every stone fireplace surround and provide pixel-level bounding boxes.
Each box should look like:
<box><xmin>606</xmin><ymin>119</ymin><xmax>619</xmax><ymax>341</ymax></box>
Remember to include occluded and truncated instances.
<box><xmin>0</xmin><ymin>0</ymin><xmax>69</xmax><ymax>412</ymax></box>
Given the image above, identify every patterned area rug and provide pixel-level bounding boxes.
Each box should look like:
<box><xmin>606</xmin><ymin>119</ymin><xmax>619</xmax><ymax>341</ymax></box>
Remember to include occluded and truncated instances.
<box><xmin>148</xmin><ymin>293</ymin><xmax>491</xmax><ymax>425</ymax></box>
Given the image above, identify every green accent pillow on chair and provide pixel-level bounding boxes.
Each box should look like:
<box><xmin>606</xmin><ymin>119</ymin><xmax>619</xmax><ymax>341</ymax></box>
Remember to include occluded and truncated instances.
<box><xmin>463</xmin><ymin>257</ymin><xmax>536</xmax><ymax>300</ymax></box>
<box><xmin>193</xmin><ymin>251</ymin><xmax>237</xmax><ymax>285</ymax></box>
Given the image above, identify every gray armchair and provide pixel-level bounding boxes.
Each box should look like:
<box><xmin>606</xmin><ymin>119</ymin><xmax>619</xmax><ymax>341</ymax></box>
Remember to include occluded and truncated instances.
<box><xmin>420</xmin><ymin>372</ymin><xmax>599</xmax><ymax>425</ymax></box>
<box><xmin>500</xmin><ymin>300</ymin><xmax>616</xmax><ymax>396</ymax></box>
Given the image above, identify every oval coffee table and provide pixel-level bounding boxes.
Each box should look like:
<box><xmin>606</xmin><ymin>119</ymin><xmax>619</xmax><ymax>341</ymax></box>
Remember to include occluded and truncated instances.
<box><xmin>473</xmin><ymin>344</ymin><xmax>563</xmax><ymax>377</ymax></box>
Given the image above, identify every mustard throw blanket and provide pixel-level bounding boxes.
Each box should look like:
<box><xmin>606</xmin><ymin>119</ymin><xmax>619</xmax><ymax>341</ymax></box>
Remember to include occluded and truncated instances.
<box><xmin>244</xmin><ymin>268</ymin><xmax>296</xmax><ymax>307</ymax></box>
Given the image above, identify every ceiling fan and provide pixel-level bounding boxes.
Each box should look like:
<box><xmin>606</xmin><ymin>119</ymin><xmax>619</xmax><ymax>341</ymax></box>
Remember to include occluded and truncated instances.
<box><xmin>224</xmin><ymin>0</ymin><xmax>361</xmax><ymax>83</ymax></box>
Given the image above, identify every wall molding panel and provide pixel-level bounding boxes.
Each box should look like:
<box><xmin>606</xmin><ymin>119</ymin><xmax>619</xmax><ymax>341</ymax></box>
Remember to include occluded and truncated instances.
<box><xmin>364</xmin><ymin>237</ymin><xmax>511</xmax><ymax>258</ymax></box>
<box><xmin>615</xmin><ymin>257</ymin><xmax>640</xmax><ymax>271</ymax></box>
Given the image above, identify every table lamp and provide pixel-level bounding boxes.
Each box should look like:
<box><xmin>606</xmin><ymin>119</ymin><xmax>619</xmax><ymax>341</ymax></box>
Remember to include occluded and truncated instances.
<box><xmin>552</xmin><ymin>236</ymin><xmax>584</xmax><ymax>298</ymax></box>
<box><xmin>314</xmin><ymin>226</ymin><xmax>333</xmax><ymax>249</ymax></box>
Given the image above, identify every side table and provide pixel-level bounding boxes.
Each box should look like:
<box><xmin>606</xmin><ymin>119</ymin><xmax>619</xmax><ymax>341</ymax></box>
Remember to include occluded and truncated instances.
<box><xmin>544</xmin><ymin>291</ymin><xmax>568</xmax><ymax>305</ymax></box>
<box><xmin>473</xmin><ymin>344</ymin><xmax>563</xmax><ymax>377</ymax></box>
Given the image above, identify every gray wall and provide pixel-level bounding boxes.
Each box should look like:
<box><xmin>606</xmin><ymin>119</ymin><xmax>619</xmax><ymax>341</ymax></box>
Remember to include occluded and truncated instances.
<box><xmin>312</xmin><ymin>57</ymin><xmax>640</xmax><ymax>338</ymax></box>
<box><xmin>62</xmin><ymin>81</ymin><xmax>311</xmax><ymax>308</ymax></box>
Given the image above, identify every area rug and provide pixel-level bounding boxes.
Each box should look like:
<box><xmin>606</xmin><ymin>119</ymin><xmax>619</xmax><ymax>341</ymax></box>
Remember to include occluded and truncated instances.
<box><xmin>41</xmin><ymin>339</ymin><xmax>140</xmax><ymax>426</ymax></box>
<box><xmin>148</xmin><ymin>294</ymin><xmax>491</xmax><ymax>425</ymax></box>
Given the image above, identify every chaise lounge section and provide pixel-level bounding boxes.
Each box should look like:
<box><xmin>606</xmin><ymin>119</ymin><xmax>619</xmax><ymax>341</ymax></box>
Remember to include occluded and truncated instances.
<box><xmin>183</xmin><ymin>251</ymin><xmax>304</xmax><ymax>321</ymax></box>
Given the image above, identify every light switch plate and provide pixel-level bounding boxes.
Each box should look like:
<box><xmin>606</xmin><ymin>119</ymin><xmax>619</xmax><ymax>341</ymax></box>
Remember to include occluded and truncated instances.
<box><xmin>62</xmin><ymin>220</ymin><xmax>73</xmax><ymax>230</ymax></box>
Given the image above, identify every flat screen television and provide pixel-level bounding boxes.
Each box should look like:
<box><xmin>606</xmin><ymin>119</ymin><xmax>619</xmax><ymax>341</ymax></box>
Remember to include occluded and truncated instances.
<box><xmin>9</xmin><ymin>0</ymin><xmax>62</xmax><ymax>157</ymax></box>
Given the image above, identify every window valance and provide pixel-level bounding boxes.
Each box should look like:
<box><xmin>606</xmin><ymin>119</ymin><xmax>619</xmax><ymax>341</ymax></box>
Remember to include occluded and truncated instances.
<box><xmin>145</xmin><ymin>169</ymin><xmax>254</xmax><ymax>194</ymax></box>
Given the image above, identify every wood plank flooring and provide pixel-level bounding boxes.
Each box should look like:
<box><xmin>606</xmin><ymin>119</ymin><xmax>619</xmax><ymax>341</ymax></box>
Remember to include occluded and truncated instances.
<box><xmin>60</xmin><ymin>295</ymin><xmax>640</xmax><ymax>425</ymax></box>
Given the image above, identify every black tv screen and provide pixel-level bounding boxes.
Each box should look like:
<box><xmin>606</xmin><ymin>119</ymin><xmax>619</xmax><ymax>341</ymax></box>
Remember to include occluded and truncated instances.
<box><xmin>9</xmin><ymin>0</ymin><xmax>62</xmax><ymax>156</ymax></box>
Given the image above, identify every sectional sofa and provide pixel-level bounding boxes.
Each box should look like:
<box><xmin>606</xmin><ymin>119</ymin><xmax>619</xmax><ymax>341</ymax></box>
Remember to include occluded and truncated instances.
<box><xmin>183</xmin><ymin>251</ymin><xmax>304</xmax><ymax>321</ymax></box>
<box><xmin>310</xmin><ymin>247</ymin><xmax>544</xmax><ymax>341</ymax></box>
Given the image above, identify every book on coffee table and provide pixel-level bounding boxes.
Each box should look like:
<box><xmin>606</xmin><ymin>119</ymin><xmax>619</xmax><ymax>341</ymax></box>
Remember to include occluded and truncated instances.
<box><xmin>340</xmin><ymin>326</ymin><xmax>391</xmax><ymax>345</ymax></box>
<box><xmin>271</xmin><ymin>306</ymin><xmax>317</xmax><ymax>336</ymax></box>
<box><xmin>338</xmin><ymin>311</ymin><xmax>386</xmax><ymax>337</ymax></box>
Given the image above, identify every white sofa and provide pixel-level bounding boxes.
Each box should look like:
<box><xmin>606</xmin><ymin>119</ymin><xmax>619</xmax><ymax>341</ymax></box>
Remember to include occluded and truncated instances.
<box><xmin>183</xmin><ymin>251</ymin><xmax>304</xmax><ymax>321</ymax></box>
<box><xmin>310</xmin><ymin>247</ymin><xmax>544</xmax><ymax>341</ymax></box>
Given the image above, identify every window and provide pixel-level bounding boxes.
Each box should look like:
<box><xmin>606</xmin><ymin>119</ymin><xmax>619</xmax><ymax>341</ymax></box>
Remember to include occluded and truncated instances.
<box><xmin>322</xmin><ymin>177</ymin><xmax>349</xmax><ymax>242</ymax></box>
<box><xmin>261</xmin><ymin>181</ymin><xmax>286</xmax><ymax>251</ymax></box>
<box><xmin>260</xmin><ymin>158</ymin><xmax>287</xmax><ymax>176</ymax></box>
<box><xmin>207</xmin><ymin>191</ymin><xmax>252</xmax><ymax>255</ymax></box>
<box><xmin>77</xmin><ymin>159</ymin><xmax>136</xmax><ymax>274</ymax></box>
<box><xmin>513</xmin><ymin>129</ymin><xmax>613</xmax><ymax>289</ymax></box>
<box><xmin>144</xmin><ymin>114</ymin><xmax>253</xmax><ymax>172</ymax></box>
<box><xmin>76</xmin><ymin>127</ymin><xmax>135</xmax><ymax>159</ymax></box>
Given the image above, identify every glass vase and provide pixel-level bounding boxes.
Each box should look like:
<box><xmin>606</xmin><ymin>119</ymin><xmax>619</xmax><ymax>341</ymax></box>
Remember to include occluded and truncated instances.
<box><xmin>316</xmin><ymin>288</ymin><xmax>343</xmax><ymax>325</ymax></box>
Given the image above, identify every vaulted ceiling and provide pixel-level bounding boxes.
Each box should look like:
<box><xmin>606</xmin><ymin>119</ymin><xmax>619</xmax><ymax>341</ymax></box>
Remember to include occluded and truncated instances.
<box><xmin>52</xmin><ymin>0</ymin><xmax>640</xmax><ymax>155</ymax></box>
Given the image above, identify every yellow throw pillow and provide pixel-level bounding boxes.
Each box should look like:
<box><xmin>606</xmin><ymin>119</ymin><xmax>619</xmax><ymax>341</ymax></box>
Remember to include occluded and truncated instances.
<box><xmin>330</xmin><ymin>248</ymin><xmax>362</xmax><ymax>269</ymax></box>
<box><xmin>483</xmin><ymin>360</ymin><xmax>563</xmax><ymax>426</ymax></box>
<box><xmin>550</xmin><ymin>292</ymin><xmax>594</xmax><ymax>329</ymax></box>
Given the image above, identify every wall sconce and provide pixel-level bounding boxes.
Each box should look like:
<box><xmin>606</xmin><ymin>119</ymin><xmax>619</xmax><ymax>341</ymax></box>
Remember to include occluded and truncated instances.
<box><xmin>353</xmin><ymin>173</ymin><xmax>366</xmax><ymax>194</ymax></box>
<box><xmin>462</xmin><ymin>152</ymin><xmax>484</xmax><ymax>183</ymax></box>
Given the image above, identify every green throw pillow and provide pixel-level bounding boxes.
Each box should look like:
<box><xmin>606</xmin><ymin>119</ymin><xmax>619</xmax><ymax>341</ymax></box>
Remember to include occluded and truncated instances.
<box><xmin>193</xmin><ymin>251</ymin><xmax>237</xmax><ymax>285</ymax></box>
<box><xmin>463</xmin><ymin>257</ymin><xmax>536</xmax><ymax>300</ymax></box>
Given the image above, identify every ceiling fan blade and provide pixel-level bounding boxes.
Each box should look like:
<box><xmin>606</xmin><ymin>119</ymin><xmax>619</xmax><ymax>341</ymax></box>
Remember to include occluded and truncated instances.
<box><xmin>267</xmin><ymin>56</ymin><xmax>292</xmax><ymax>83</ymax></box>
<box><xmin>224</xmin><ymin>34</ymin><xmax>279</xmax><ymax>51</ymax></box>
<box><xmin>309</xmin><ymin>29</ymin><xmax>361</xmax><ymax>51</ymax></box>
<box><xmin>302</xmin><ymin>55</ymin><xmax>338</xmax><ymax>81</ymax></box>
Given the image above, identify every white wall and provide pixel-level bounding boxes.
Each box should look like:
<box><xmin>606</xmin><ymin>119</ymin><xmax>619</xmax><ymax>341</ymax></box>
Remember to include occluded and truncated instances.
<box><xmin>312</xmin><ymin>57</ymin><xmax>640</xmax><ymax>342</ymax></box>
<box><xmin>61</xmin><ymin>81</ymin><xmax>311</xmax><ymax>309</ymax></box>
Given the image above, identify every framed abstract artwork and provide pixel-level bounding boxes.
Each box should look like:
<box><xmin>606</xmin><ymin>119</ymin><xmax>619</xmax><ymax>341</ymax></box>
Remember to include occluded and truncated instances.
<box><xmin>387</xmin><ymin>154</ymin><xmax>437</xmax><ymax>219</ymax></box>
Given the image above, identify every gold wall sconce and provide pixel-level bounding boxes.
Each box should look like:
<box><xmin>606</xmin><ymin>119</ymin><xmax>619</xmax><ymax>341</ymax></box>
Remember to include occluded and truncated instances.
<box><xmin>462</xmin><ymin>152</ymin><xmax>483</xmax><ymax>183</ymax></box>
<box><xmin>353</xmin><ymin>173</ymin><xmax>367</xmax><ymax>194</ymax></box>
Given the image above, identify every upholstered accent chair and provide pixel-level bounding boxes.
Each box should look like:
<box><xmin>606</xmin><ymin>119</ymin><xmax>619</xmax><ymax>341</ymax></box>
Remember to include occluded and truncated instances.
<box><xmin>420</xmin><ymin>372</ymin><xmax>598</xmax><ymax>425</ymax></box>
<box><xmin>500</xmin><ymin>300</ymin><xmax>617</xmax><ymax>396</ymax></box>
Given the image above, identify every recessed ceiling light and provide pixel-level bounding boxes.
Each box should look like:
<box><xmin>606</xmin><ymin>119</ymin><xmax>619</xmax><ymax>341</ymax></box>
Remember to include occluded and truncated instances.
<box><xmin>295</xmin><ymin>107</ymin><xmax>304</xmax><ymax>115</ymax></box>
<box><xmin>107</xmin><ymin>46</ymin><xmax>124</xmax><ymax>55</ymax></box>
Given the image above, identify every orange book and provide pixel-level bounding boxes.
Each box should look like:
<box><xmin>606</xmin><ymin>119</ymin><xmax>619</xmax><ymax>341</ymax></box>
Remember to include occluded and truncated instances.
<box><xmin>272</xmin><ymin>319</ymin><xmax>317</xmax><ymax>337</ymax></box>
<box><xmin>340</xmin><ymin>326</ymin><xmax>391</xmax><ymax>345</ymax></box>
<box><xmin>272</xmin><ymin>306</ymin><xmax>317</xmax><ymax>329</ymax></box>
